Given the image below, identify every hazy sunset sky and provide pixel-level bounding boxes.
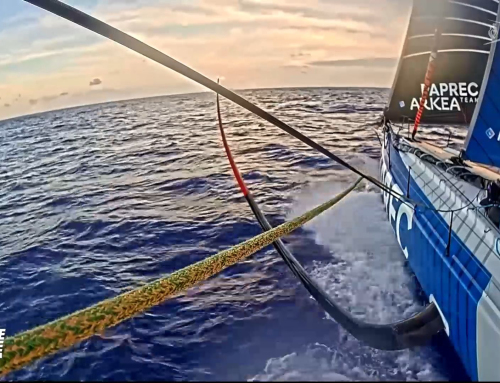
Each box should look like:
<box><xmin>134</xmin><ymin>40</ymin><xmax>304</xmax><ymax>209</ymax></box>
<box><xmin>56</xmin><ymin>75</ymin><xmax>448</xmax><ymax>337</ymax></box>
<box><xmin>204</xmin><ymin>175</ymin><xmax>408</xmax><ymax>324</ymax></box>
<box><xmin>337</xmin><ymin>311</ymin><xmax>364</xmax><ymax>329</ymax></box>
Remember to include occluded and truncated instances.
<box><xmin>0</xmin><ymin>0</ymin><xmax>412</xmax><ymax>120</ymax></box>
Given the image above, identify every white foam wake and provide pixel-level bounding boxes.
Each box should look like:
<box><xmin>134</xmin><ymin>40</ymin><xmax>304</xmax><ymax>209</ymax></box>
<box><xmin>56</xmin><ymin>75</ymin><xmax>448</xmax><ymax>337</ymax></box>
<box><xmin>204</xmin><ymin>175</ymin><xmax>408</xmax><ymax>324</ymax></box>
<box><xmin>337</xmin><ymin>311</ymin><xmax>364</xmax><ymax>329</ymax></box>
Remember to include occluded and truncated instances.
<box><xmin>251</xmin><ymin>159</ymin><xmax>447</xmax><ymax>381</ymax></box>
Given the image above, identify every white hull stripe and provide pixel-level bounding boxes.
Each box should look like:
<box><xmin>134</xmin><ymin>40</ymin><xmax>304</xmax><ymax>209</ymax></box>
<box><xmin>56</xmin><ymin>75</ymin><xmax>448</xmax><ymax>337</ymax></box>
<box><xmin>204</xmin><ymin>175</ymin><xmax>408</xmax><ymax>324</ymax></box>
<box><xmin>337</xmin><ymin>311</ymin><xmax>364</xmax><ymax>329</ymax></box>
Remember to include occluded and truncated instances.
<box><xmin>430</xmin><ymin>294</ymin><xmax>450</xmax><ymax>336</ymax></box>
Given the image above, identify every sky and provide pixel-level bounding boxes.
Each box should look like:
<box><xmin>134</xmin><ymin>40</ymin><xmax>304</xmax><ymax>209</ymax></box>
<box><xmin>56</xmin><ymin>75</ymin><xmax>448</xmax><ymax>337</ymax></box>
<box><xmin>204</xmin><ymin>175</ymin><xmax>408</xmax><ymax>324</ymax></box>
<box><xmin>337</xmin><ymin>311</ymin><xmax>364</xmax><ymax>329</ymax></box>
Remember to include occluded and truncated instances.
<box><xmin>0</xmin><ymin>0</ymin><xmax>412</xmax><ymax>120</ymax></box>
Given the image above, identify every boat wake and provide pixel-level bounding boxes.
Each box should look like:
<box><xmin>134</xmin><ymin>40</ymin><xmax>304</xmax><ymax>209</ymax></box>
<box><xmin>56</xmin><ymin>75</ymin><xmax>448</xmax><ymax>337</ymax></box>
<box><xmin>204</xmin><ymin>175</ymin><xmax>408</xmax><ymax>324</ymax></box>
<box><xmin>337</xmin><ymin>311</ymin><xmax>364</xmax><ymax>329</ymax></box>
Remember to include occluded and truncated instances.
<box><xmin>251</xmin><ymin>160</ymin><xmax>448</xmax><ymax>381</ymax></box>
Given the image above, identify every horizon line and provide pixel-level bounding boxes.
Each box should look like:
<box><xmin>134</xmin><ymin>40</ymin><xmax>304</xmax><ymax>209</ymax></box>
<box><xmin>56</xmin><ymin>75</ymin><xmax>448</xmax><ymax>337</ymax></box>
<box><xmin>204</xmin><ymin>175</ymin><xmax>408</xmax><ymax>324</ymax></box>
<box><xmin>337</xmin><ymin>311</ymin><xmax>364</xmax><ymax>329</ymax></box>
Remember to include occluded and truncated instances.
<box><xmin>0</xmin><ymin>85</ymin><xmax>390</xmax><ymax>123</ymax></box>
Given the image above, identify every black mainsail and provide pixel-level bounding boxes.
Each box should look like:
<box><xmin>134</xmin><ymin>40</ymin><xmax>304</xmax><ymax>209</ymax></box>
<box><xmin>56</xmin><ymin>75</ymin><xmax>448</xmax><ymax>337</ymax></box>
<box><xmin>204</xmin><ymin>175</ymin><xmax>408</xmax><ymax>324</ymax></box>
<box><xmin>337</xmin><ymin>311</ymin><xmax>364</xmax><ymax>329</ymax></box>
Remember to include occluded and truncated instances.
<box><xmin>385</xmin><ymin>0</ymin><xmax>499</xmax><ymax>125</ymax></box>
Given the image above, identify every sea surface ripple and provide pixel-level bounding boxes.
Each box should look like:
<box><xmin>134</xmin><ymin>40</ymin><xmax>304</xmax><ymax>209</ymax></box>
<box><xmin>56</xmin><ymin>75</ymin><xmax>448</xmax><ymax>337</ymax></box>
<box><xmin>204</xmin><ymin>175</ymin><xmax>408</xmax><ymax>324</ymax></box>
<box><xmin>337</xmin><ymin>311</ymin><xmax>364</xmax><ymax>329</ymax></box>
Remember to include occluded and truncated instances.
<box><xmin>0</xmin><ymin>88</ymin><xmax>469</xmax><ymax>381</ymax></box>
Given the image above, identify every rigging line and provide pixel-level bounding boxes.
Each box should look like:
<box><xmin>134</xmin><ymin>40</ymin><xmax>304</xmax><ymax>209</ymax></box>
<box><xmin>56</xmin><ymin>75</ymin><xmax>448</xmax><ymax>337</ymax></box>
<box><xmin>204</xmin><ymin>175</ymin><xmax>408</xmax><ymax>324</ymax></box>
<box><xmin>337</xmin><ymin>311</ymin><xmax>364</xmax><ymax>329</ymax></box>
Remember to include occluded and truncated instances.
<box><xmin>385</xmin><ymin>124</ymin><xmax>488</xmax><ymax>214</ymax></box>
<box><xmin>475</xmin><ymin>203</ymin><xmax>500</xmax><ymax>210</ymax></box>
<box><xmin>373</xmin><ymin>128</ymin><xmax>383</xmax><ymax>147</ymax></box>
<box><xmin>216</xmin><ymin>92</ymin><xmax>445</xmax><ymax>351</ymax></box>
<box><xmin>22</xmin><ymin>0</ymin><xmax>401</xmax><ymax>201</ymax></box>
<box><xmin>32</xmin><ymin>0</ymin><xmax>476</xmax><ymax>216</ymax></box>
<box><xmin>431</xmin><ymin>156</ymin><xmax>485</xmax><ymax>211</ymax></box>
<box><xmin>349</xmin><ymin>121</ymin><xmax>383</xmax><ymax>146</ymax></box>
<box><xmin>24</xmin><ymin>1</ymin><xmax>475</xmax><ymax>216</ymax></box>
<box><xmin>0</xmin><ymin>176</ymin><xmax>364</xmax><ymax>377</ymax></box>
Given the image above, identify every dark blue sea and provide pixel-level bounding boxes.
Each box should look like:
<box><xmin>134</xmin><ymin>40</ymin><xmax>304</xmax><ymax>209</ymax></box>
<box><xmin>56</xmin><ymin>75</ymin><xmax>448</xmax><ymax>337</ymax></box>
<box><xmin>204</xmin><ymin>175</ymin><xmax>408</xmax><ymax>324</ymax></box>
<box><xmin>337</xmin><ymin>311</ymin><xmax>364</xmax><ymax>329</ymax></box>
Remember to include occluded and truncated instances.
<box><xmin>0</xmin><ymin>88</ymin><xmax>470</xmax><ymax>381</ymax></box>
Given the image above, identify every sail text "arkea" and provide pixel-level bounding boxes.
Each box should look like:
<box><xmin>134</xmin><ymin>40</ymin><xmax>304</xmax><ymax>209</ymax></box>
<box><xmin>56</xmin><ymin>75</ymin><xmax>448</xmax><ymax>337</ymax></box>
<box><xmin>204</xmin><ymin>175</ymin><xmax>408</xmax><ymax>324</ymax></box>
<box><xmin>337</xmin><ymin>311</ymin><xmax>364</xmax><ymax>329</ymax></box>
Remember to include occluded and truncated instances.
<box><xmin>410</xmin><ymin>82</ymin><xmax>479</xmax><ymax>111</ymax></box>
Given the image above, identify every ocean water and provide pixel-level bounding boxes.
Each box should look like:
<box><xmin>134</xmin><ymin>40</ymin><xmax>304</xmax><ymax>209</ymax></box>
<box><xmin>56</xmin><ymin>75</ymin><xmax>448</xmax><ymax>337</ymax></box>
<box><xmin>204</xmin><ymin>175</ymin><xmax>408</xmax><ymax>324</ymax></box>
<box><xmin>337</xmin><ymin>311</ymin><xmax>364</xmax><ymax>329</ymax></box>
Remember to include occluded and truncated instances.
<box><xmin>0</xmin><ymin>88</ymin><xmax>470</xmax><ymax>381</ymax></box>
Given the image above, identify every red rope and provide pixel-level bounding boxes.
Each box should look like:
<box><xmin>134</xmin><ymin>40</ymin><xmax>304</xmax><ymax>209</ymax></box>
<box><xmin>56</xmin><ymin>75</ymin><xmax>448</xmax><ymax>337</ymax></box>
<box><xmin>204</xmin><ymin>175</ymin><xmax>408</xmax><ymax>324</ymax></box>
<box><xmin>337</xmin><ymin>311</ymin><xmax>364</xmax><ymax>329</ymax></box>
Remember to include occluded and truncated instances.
<box><xmin>411</xmin><ymin>55</ymin><xmax>437</xmax><ymax>139</ymax></box>
<box><xmin>411</xmin><ymin>26</ymin><xmax>442</xmax><ymax>140</ymax></box>
<box><xmin>217</xmin><ymin>93</ymin><xmax>249</xmax><ymax>196</ymax></box>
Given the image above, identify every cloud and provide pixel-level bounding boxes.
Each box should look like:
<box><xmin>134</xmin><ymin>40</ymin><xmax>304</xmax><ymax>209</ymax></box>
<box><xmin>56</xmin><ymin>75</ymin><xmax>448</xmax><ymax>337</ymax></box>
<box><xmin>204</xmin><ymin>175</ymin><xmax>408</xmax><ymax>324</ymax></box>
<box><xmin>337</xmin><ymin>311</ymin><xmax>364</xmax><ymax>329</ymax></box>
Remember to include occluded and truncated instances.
<box><xmin>0</xmin><ymin>0</ymin><xmax>412</xmax><ymax>120</ymax></box>
<box><xmin>238</xmin><ymin>1</ymin><xmax>342</xmax><ymax>20</ymax></box>
<box><xmin>28</xmin><ymin>92</ymin><xmax>70</xmax><ymax>106</ymax></box>
<box><xmin>291</xmin><ymin>52</ymin><xmax>311</xmax><ymax>58</ymax></box>
<box><xmin>309</xmin><ymin>57</ymin><xmax>398</xmax><ymax>68</ymax></box>
<box><xmin>41</xmin><ymin>93</ymin><xmax>69</xmax><ymax>102</ymax></box>
<box><xmin>89</xmin><ymin>78</ymin><xmax>102</xmax><ymax>86</ymax></box>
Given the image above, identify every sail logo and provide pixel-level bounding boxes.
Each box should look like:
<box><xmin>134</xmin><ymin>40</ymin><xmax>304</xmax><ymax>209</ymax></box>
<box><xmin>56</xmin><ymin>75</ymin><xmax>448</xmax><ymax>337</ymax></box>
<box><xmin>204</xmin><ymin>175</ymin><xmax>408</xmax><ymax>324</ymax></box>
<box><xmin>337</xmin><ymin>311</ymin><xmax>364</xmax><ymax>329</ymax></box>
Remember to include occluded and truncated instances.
<box><xmin>484</xmin><ymin>127</ymin><xmax>500</xmax><ymax>141</ymax></box>
<box><xmin>410</xmin><ymin>82</ymin><xmax>479</xmax><ymax>112</ymax></box>
<box><xmin>486</xmin><ymin>127</ymin><xmax>496</xmax><ymax>140</ymax></box>
<box><xmin>486</xmin><ymin>21</ymin><xmax>500</xmax><ymax>45</ymax></box>
<box><xmin>489</xmin><ymin>22</ymin><xmax>498</xmax><ymax>41</ymax></box>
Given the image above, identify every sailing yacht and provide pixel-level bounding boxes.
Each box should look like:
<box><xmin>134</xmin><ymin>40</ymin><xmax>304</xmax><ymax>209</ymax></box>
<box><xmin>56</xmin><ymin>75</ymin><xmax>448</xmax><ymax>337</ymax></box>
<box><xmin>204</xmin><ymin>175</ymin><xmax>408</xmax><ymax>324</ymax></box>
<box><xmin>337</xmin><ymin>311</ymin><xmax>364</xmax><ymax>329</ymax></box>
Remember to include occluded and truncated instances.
<box><xmin>381</xmin><ymin>0</ymin><xmax>500</xmax><ymax>380</ymax></box>
<box><xmin>5</xmin><ymin>0</ymin><xmax>500</xmax><ymax>380</ymax></box>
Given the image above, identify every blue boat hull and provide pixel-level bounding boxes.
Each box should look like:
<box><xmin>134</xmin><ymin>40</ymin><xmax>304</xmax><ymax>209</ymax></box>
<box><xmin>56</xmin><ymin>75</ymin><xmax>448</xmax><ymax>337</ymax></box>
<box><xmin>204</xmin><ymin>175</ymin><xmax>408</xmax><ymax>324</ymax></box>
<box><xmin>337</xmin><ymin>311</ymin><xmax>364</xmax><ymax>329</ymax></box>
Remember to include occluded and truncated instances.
<box><xmin>380</xmin><ymin>132</ymin><xmax>500</xmax><ymax>381</ymax></box>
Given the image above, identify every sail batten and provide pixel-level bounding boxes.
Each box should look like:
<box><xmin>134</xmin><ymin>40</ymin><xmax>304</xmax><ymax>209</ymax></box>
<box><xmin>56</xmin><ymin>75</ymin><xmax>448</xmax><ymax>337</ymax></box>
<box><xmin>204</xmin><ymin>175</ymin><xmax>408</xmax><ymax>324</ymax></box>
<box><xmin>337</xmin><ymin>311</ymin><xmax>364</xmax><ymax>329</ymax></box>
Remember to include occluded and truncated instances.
<box><xmin>408</xmin><ymin>34</ymin><xmax>491</xmax><ymax>41</ymax></box>
<box><xmin>403</xmin><ymin>49</ymin><xmax>490</xmax><ymax>58</ymax></box>
<box><xmin>450</xmin><ymin>1</ymin><xmax>497</xmax><ymax>16</ymax></box>
<box><xmin>385</xmin><ymin>0</ymin><xmax>499</xmax><ymax>125</ymax></box>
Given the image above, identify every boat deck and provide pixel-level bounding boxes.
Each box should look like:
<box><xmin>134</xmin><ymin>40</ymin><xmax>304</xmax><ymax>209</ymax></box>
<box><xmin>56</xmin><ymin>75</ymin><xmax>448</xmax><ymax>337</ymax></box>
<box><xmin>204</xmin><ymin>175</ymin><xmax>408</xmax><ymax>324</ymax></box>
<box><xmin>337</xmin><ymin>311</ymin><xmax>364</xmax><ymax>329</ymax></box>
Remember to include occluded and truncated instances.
<box><xmin>410</xmin><ymin>140</ymin><xmax>500</xmax><ymax>183</ymax></box>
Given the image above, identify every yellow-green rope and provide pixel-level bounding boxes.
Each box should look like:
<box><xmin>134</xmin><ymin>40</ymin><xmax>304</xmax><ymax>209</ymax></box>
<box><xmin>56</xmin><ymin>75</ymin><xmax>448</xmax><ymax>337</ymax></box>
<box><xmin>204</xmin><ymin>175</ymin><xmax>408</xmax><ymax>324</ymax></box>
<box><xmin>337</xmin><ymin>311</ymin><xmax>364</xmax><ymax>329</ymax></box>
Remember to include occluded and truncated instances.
<box><xmin>0</xmin><ymin>177</ymin><xmax>362</xmax><ymax>376</ymax></box>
